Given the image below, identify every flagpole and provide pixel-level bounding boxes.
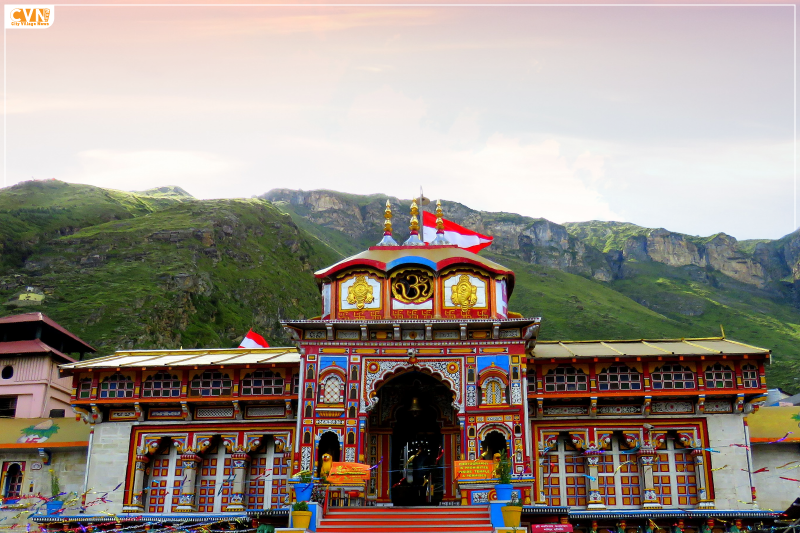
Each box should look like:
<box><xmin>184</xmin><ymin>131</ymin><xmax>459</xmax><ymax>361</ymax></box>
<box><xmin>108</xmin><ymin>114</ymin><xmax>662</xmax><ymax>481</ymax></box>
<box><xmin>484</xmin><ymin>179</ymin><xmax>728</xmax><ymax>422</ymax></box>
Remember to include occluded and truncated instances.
<box><xmin>419</xmin><ymin>186</ymin><xmax>424</xmax><ymax>243</ymax></box>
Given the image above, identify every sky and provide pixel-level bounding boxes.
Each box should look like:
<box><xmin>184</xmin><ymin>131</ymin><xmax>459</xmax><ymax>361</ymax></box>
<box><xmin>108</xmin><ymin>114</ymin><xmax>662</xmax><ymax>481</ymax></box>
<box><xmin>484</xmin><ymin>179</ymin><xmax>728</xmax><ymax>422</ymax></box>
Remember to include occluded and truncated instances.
<box><xmin>2</xmin><ymin>1</ymin><xmax>795</xmax><ymax>240</ymax></box>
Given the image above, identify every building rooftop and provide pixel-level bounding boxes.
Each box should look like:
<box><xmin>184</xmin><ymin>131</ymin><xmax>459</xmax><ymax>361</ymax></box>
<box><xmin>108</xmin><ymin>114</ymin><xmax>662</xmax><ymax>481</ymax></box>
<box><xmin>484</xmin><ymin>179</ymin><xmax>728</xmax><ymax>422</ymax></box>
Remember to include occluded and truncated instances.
<box><xmin>532</xmin><ymin>337</ymin><xmax>770</xmax><ymax>359</ymax></box>
<box><xmin>0</xmin><ymin>312</ymin><xmax>96</xmax><ymax>355</ymax></box>
<box><xmin>59</xmin><ymin>347</ymin><xmax>300</xmax><ymax>371</ymax></box>
<box><xmin>0</xmin><ymin>339</ymin><xmax>76</xmax><ymax>363</ymax></box>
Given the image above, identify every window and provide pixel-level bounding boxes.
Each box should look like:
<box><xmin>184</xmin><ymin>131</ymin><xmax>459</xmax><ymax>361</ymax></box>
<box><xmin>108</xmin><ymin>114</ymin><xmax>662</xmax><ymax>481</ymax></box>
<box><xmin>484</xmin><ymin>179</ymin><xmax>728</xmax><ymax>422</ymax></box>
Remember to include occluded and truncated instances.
<box><xmin>347</xmin><ymin>432</ymin><xmax>355</xmax><ymax>445</ymax></box>
<box><xmin>528</xmin><ymin>370</ymin><xmax>536</xmax><ymax>393</ymax></box>
<box><xmin>77</xmin><ymin>378</ymin><xmax>92</xmax><ymax>399</ymax></box>
<box><xmin>190</xmin><ymin>370</ymin><xmax>232</xmax><ymax>397</ymax></box>
<box><xmin>241</xmin><ymin>370</ymin><xmax>284</xmax><ymax>396</ymax></box>
<box><xmin>2</xmin><ymin>462</ymin><xmax>24</xmax><ymax>499</ymax></box>
<box><xmin>305</xmin><ymin>404</ymin><xmax>312</xmax><ymax>418</ymax></box>
<box><xmin>99</xmin><ymin>373</ymin><xmax>134</xmax><ymax>399</ymax></box>
<box><xmin>541</xmin><ymin>437</ymin><xmax>587</xmax><ymax>507</ymax></box>
<box><xmin>596</xmin><ymin>436</ymin><xmax>641</xmax><ymax>507</ymax></box>
<box><xmin>292</xmin><ymin>374</ymin><xmax>300</xmax><ymax>395</ymax></box>
<box><xmin>146</xmin><ymin>441</ymin><xmax>183</xmax><ymax>513</ymax></box>
<box><xmin>481</xmin><ymin>378</ymin><xmax>506</xmax><ymax>405</ymax></box>
<box><xmin>197</xmin><ymin>443</ymin><xmax>232</xmax><ymax>513</ymax></box>
<box><xmin>306</xmin><ymin>365</ymin><xmax>315</xmax><ymax>380</ymax></box>
<box><xmin>348</xmin><ymin>405</ymin><xmax>356</xmax><ymax>418</ymax></box>
<box><xmin>544</xmin><ymin>366</ymin><xmax>588</xmax><ymax>392</ymax></box>
<box><xmin>467</xmin><ymin>369</ymin><xmax>475</xmax><ymax>382</ymax></box>
<box><xmin>349</xmin><ymin>386</ymin><xmax>358</xmax><ymax>400</ymax></box>
<box><xmin>705</xmin><ymin>363</ymin><xmax>734</xmax><ymax>389</ymax></box>
<box><xmin>142</xmin><ymin>372</ymin><xmax>181</xmax><ymax>398</ymax></box>
<box><xmin>1</xmin><ymin>366</ymin><xmax>13</xmax><ymax>380</ymax></box>
<box><xmin>319</xmin><ymin>374</ymin><xmax>344</xmax><ymax>404</ymax></box>
<box><xmin>654</xmin><ymin>436</ymin><xmax>698</xmax><ymax>507</ymax></box>
<box><xmin>0</xmin><ymin>397</ymin><xmax>16</xmax><ymax>417</ymax></box>
<box><xmin>49</xmin><ymin>409</ymin><xmax>65</xmax><ymax>418</ymax></box>
<box><xmin>742</xmin><ymin>364</ymin><xmax>759</xmax><ymax>388</ymax></box>
<box><xmin>651</xmin><ymin>364</ymin><xmax>695</xmax><ymax>390</ymax></box>
<box><xmin>598</xmin><ymin>365</ymin><xmax>642</xmax><ymax>391</ymax></box>
<box><xmin>350</xmin><ymin>366</ymin><xmax>359</xmax><ymax>381</ymax></box>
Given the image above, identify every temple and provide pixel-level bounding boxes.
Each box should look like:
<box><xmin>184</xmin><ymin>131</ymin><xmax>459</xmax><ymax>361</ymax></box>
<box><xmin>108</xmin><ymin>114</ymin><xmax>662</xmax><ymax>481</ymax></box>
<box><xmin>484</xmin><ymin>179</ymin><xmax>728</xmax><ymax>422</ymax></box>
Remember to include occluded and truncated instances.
<box><xmin>52</xmin><ymin>201</ymin><xmax>777</xmax><ymax>532</ymax></box>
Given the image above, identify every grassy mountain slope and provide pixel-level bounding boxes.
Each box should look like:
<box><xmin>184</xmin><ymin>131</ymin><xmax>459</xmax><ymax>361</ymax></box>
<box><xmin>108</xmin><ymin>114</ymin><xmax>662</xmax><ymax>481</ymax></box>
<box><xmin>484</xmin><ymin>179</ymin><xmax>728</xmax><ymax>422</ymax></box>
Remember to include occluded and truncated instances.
<box><xmin>1</xmin><ymin>187</ymin><xmax>339</xmax><ymax>351</ymax></box>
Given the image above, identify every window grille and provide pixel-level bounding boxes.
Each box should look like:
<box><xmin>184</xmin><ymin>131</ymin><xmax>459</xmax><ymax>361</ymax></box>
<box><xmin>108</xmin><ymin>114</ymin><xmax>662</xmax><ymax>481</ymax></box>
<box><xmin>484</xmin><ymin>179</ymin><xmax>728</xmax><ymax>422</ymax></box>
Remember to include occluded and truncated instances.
<box><xmin>142</xmin><ymin>372</ymin><xmax>181</xmax><ymax>398</ymax></box>
<box><xmin>241</xmin><ymin>370</ymin><xmax>284</xmax><ymax>396</ymax></box>
<box><xmin>0</xmin><ymin>397</ymin><xmax>16</xmax><ymax>418</ymax></box>
<box><xmin>190</xmin><ymin>371</ymin><xmax>232</xmax><ymax>397</ymax></box>
<box><xmin>598</xmin><ymin>364</ymin><xmax>642</xmax><ymax>391</ymax></box>
<box><xmin>77</xmin><ymin>378</ymin><xmax>92</xmax><ymax>399</ymax></box>
<box><xmin>596</xmin><ymin>436</ymin><xmax>641</xmax><ymax>507</ymax></box>
<box><xmin>651</xmin><ymin>364</ymin><xmax>695</xmax><ymax>390</ymax></box>
<box><xmin>704</xmin><ymin>363</ymin><xmax>734</xmax><ymax>389</ymax></box>
<box><xmin>99</xmin><ymin>373</ymin><xmax>134</xmax><ymax>399</ymax></box>
<box><xmin>541</xmin><ymin>438</ymin><xmax>587</xmax><ymax>507</ymax></box>
<box><xmin>544</xmin><ymin>366</ymin><xmax>588</xmax><ymax>392</ymax></box>
<box><xmin>2</xmin><ymin>463</ymin><xmax>23</xmax><ymax>499</ymax></box>
<box><xmin>292</xmin><ymin>374</ymin><xmax>300</xmax><ymax>394</ymax></box>
<box><xmin>742</xmin><ymin>364</ymin><xmax>759</xmax><ymax>388</ymax></box>
<box><xmin>319</xmin><ymin>374</ymin><xmax>344</xmax><ymax>404</ymax></box>
<box><xmin>481</xmin><ymin>378</ymin><xmax>506</xmax><ymax>405</ymax></box>
<box><xmin>654</xmin><ymin>437</ymin><xmax>698</xmax><ymax>507</ymax></box>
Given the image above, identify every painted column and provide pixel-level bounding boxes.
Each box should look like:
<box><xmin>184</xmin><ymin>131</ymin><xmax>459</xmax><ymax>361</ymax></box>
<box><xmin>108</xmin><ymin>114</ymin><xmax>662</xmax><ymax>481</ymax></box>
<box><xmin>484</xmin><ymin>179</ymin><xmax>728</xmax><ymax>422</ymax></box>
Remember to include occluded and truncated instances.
<box><xmin>125</xmin><ymin>454</ymin><xmax>149</xmax><ymax>512</ymax></box>
<box><xmin>175</xmin><ymin>453</ymin><xmax>201</xmax><ymax>512</ymax></box>
<box><xmin>638</xmin><ymin>449</ymin><xmax>662</xmax><ymax>509</ymax></box>
<box><xmin>692</xmin><ymin>449</ymin><xmax>715</xmax><ymax>509</ymax></box>
<box><xmin>584</xmin><ymin>452</ymin><xmax>605</xmax><ymax>510</ymax></box>
<box><xmin>225</xmin><ymin>452</ymin><xmax>251</xmax><ymax>512</ymax></box>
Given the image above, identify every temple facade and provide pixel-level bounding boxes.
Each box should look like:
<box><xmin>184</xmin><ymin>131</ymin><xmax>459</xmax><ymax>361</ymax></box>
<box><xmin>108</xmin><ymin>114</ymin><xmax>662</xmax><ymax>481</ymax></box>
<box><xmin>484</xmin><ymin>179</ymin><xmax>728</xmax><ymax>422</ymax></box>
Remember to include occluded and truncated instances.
<box><xmin>54</xmin><ymin>202</ymin><xmax>779</xmax><ymax>530</ymax></box>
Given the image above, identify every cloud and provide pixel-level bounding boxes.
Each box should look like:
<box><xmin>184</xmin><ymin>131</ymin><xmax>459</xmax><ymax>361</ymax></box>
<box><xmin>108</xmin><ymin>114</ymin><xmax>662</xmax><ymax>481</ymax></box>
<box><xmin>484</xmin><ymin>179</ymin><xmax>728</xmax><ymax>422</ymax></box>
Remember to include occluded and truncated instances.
<box><xmin>66</xmin><ymin>150</ymin><xmax>244</xmax><ymax>195</ymax></box>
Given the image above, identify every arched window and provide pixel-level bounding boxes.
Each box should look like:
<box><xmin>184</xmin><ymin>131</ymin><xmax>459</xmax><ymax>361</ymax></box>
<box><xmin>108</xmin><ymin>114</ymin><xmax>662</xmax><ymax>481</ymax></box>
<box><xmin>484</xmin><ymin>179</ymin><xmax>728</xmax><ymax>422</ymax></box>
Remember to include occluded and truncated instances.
<box><xmin>305</xmin><ymin>404</ymin><xmax>313</xmax><ymax>417</ymax></box>
<box><xmin>305</xmin><ymin>385</ymin><xmax>314</xmax><ymax>399</ymax></box>
<box><xmin>241</xmin><ymin>370</ymin><xmax>284</xmax><ymax>395</ymax></box>
<box><xmin>347</xmin><ymin>432</ymin><xmax>355</xmax><ymax>445</ymax></box>
<box><xmin>349</xmin><ymin>386</ymin><xmax>358</xmax><ymax>400</ymax></box>
<box><xmin>303</xmin><ymin>432</ymin><xmax>311</xmax><ymax>444</ymax></box>
<box><xmin>467</xmin><ymin>369</ymin><xmax>475</xmax><ymax>382</ymax></box>
<box><xmin>597</xmin><ymin>364</ymin><xmax>642</xmax><ymax>391</ymax></box>
<box><xmin>319</xmin><ymin>374</ymin><xmax>344</xmax><ymax>404</ymax></box>
<box><xmin>651</xmin><ymin>364</ymin><xmax>695</xmax><ymax>390</ymax></box>
<box><xmin>99</xmin><ymin>373</ymin><xmax>134</xmax><ymax>399</ymax></box>
<box><xmin>705</xmin><ymin>363</ymin><xmax>734</xmax><ymax>389</ymax></box>
<box><xmin>481</xmin><ymin>378</ymin><xmax>506</xmax><ymax>405</ymax></box>
<box><xmin>190</xmin><ymin>370</ymin><xmax>232</xmax><ymax>397</ymax></box>
<box><xmin>348</xmin><ymin>405</ymin><xmax>356</xmax><ymax>418</ymax></box>
<box><xmin>512</xmin><ymin>367</ymin><xmax>519</xmax><ymax>380</ymax></box>
<box><xmin>306</xmin><ymin>365</ymin><xmax>315</xmax><ymax>380</ymax></box>
<box><xmin>3</xmin><ymin>463</ymin><xmax>23</xmax><ymax>499</ymax></box>
<box><xmin>350</xmin><ymin>366</ymin><xmax>359</xmax><ymax>381</ymax></box>
<box><xmin>742</xmin><ymin>364</ymin><xmax>759</xmax><ymax>388</ymax></box>
<box><xmin>544</xmin><ymin>366</ymin><xmax>588</xmax><ymax>392</ymax></box>
<box><xmin>77</xmin><ymin>378</ymin><xmax>92</xmax><ymax>399</ymax></box>
<box><xmin>142</xmin><ymin>372</ymin><xmax>181</xmax><ymax>398</ymax></box>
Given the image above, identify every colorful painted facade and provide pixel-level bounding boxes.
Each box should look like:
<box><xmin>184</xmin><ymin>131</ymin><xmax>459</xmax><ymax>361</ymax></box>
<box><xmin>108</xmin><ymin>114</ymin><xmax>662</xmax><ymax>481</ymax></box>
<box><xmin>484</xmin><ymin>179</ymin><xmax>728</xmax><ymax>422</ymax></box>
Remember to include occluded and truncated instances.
<box><xmin>54</xmin><ymin>204</ymin><xmax>779</xmax><ymax>530</ymax></box>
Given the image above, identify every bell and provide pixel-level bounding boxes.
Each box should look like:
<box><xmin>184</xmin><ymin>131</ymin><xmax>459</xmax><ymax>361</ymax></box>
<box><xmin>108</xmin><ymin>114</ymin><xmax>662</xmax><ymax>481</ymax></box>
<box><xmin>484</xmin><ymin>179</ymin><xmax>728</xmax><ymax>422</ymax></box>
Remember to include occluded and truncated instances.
<box><xmin>409</xmin><ymin>397</ymin><xmax>422</xmax><ymax>416</ymax></box>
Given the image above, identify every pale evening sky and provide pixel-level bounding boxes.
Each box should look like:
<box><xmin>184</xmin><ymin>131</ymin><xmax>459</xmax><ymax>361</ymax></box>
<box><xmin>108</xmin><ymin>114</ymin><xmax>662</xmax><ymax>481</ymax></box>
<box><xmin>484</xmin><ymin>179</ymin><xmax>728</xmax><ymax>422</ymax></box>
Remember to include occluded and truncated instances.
<box><xmin>2</xmin><ymin>1</ymin><xmax>795</xmax><ymax>240</ymax></box>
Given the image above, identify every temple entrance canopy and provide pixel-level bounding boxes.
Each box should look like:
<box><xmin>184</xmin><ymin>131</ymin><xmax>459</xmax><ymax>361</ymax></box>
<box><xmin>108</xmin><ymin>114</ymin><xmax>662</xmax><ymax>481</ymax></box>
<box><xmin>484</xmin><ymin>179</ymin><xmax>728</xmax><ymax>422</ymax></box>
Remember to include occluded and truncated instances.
<box><xmin>369</xmin><ymin>371</ymin><xmax>458</xmax><ymax>506</ymax></box>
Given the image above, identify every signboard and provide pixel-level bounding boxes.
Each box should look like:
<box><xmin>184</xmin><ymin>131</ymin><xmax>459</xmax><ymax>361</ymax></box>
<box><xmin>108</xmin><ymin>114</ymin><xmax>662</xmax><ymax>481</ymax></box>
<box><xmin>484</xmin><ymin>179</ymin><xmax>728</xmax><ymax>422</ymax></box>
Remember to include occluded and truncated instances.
<box><xmin>326</xmin><ymin>462</ymin><xmax>371</xmax><ymax>484</ymax></box>
<box><xmin>530</xmin><ymin>525</ymin><xmax>573</xmax><ymax>533</ymax></box>
<box><xmin>454</xmin><ymin>460</ymin><xmax>495</xmax><ymax>481</ymax></box>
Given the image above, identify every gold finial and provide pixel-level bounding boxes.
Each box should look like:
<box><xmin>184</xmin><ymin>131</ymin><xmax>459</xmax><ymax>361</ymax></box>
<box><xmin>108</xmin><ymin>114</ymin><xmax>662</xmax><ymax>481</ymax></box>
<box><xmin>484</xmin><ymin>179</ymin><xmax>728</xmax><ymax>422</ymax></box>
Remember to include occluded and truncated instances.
<box><xmin>384</xmin><ymin>200</ymin><xmax>393</xmax><ymax>234</ymax></box>
<box><xmin>409</xmin><ymin>199</ymin><xmax>420</xmax><ymax>233</ymax></box>
<box><xmin>378</xmin><ymin>199</ymin><xmax>398</xmax><ymax>246</ymax></box>
<box><xmin>435</xmin><ymin>199</ymin><xmax>444</xmax><ymax>233</ymax></box>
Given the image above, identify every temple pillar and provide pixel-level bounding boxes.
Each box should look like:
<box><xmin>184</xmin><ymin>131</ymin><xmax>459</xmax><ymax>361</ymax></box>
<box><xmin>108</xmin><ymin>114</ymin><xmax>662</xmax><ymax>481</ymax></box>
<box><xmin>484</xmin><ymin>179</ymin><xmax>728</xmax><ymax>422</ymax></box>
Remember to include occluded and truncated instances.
<box><xmin>692</xmin><ymin>449</ymin><xmax>715</xmax><ymax>509</ymax></box>
<box><xmin>225</xmin><ymin>452</ymin><xmax>251</xmax><ymax>511</ymax></box>
<box><xmin>585</xmin><ymin>453</ymin><xmax>605</xmax><ymax>509</ymax></box>
<box><xmin>175</xmin><ymin>453</ymin><xmax>201</xmax><ymax>512</ymax></box>
<box><xmin>638</xmin><ymin>450</ymin><xmax>661</xmax><ymax>509</ymax></box>
<box><xmin>124</xmin><ymin>454</ymin><xmax>149</xmax><ymax>512</ymax></box>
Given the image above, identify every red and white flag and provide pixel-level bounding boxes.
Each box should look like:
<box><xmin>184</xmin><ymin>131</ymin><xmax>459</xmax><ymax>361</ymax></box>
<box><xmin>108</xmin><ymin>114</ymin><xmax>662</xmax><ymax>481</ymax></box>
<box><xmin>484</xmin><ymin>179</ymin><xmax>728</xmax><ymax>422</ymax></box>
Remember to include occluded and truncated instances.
<box><xmin>238</xmin><ymin>329</ymin><xmax>270</xmax><ymax>349</ymax></box>
<box><xmin>422</xmin><ymin>211</ymin><xmax>493</xmax><ymax>253</ymax></box>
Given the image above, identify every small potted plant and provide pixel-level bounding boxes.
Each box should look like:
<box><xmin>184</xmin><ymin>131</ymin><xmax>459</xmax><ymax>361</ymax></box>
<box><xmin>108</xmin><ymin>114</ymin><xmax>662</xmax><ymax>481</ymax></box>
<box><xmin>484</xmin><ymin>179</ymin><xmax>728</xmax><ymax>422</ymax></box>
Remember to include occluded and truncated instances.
<box><xmin>291</xmin><ymin>500</ymin><xmax>312</xmax><ymax>530</ymax></box>
<box><xmin>502</xmin><ymin>492</ymin><xmax>523</xmax><ymax>527</ymax></box>
<box><xmin>45</xmin><ymin>469</ymin><xmax>64</xmax><ymax>515</ymax></box>
<box><xmin>291</xmin><ymin>470</ymin><xmax>314</xmax><ymax>502</ymax></box>
<box><xmin>494</xmin><ymin>450</ymin><xmax>513</xmax><ymax>501</ymax></box>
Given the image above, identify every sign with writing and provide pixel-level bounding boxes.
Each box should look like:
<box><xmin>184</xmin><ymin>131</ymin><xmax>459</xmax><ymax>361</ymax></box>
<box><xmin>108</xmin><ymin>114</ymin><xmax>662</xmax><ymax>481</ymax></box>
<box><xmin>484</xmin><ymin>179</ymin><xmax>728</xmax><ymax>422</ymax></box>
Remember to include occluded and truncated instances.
<box><xmin>326</xmin><ymin>462</ymin><xmax>371</xmax><ymax>484</ymax></box>
<box><xmin>530</xmin><ymin>525</ymin><xmax>573</xmax><ymax>533</ymax></box>
<box><xmin>454</xmin><ymin>460</ymin><xmax>495</xmax><ymax>480</ymax></box>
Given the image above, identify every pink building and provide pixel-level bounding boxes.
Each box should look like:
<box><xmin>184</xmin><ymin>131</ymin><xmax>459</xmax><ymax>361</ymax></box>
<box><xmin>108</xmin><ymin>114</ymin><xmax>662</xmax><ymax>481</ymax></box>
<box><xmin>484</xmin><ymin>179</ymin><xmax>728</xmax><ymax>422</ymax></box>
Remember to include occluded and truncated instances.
<box><xmin>0</xmin><ymin>313</ymin><xmax>95</xmax><ymax>418</ymax></box>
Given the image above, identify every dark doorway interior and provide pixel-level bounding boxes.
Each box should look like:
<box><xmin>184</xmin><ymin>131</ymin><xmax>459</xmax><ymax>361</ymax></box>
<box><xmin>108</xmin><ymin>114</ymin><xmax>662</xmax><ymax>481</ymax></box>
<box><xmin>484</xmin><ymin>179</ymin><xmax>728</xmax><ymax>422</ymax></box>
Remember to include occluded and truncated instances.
<box><xmin>317</xmin><ymin>432</ymin><xmax>340</xmax><ymax>477</ymax></box>
<box><xmin>480</xmin><ymin>430</ymin><xmax>508</xmax><ymax>461</ymax></box>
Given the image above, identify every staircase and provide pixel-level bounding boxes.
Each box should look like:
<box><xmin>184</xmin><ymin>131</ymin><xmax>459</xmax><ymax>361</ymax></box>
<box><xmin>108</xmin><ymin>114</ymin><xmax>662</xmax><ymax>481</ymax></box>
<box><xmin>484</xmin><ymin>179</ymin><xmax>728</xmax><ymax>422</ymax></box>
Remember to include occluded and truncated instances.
<box><xmin>317</xmin><ymin>506</ymin><xmax>494</xmax><ymax>533</ymax></box>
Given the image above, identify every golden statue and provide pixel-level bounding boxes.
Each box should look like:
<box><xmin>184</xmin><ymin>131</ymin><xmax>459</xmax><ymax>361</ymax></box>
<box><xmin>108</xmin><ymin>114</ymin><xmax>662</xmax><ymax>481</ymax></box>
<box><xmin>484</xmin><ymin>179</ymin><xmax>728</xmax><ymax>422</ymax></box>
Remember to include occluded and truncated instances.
<box><xmin>451</xmin><ymin>274</ymin><xmax>478</xmax><ymax>311</ymax></box>
<box><xmin>346</xmin><ymin>275</ymin><xmax>374</xmax><ymax>309</ymax></box>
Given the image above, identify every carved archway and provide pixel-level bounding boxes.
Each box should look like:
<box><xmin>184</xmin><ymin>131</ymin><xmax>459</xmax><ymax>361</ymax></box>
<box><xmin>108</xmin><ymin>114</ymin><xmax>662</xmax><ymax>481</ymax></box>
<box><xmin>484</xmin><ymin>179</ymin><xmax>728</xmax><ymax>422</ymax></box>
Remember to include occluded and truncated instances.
<box><xmin>362</xmin><ymin>358</ymin><xmax>462</xmax><ymax>413</ymax></box>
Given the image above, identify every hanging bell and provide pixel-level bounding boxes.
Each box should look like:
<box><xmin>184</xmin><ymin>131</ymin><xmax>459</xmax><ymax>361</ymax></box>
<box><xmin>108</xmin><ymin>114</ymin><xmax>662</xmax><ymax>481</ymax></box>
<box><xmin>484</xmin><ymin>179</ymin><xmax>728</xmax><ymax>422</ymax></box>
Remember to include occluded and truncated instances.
<box><xmin>409</xmin><ymin>397</ymin><xmax>422</xmax><ymax>416</ymax></box>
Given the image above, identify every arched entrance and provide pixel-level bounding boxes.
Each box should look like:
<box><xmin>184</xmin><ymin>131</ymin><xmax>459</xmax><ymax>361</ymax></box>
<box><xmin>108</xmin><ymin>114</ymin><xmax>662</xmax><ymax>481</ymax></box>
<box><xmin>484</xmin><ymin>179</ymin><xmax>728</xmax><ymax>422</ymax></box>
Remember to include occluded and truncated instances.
<box><xmin>317</xmin><ymin>432</ymin><xmax>341</xmax><ymax>477</ymax></box>
<box><xmin>367</xmin><ymin>371</ymin><xmax>458</xmax><ymax>506</ymax></box>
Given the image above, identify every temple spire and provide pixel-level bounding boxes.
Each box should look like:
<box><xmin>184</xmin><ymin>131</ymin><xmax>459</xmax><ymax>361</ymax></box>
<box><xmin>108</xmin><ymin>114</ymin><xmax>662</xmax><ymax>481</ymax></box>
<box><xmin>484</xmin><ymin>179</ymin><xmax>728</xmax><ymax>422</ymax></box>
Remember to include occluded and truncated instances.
<box><xmin>377</xmin><ymin>200</ymin><xmax>399</xmax><ymax>246</ymax></box>
<box><xmin>402</xmin><ymin>199</ymin><xmax>424</xmax><ymax>246</ymax></box>
<box><xmin>430</xmin><ymin>199</ymin><xmax>450</xmax><ymax>246</ymax></box>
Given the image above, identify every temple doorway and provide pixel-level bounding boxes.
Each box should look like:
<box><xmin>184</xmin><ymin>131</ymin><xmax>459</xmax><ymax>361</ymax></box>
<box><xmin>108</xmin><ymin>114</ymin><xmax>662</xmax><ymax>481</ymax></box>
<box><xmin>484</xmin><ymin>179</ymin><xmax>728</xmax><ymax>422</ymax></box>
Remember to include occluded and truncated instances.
<box><xmin>368</xmin><ymin>371</ymin><xmax>458</xmax><ymax>506</ymax></box>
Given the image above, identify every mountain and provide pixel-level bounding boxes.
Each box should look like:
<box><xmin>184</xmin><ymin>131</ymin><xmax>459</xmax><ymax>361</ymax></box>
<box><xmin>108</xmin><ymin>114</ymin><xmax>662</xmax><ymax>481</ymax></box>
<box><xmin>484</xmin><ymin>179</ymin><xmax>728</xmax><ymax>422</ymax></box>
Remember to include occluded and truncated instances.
<box><xmin>2</xmin><ymin>181</ymin><xmax>800</xmax><ymax>393</ymax></box>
